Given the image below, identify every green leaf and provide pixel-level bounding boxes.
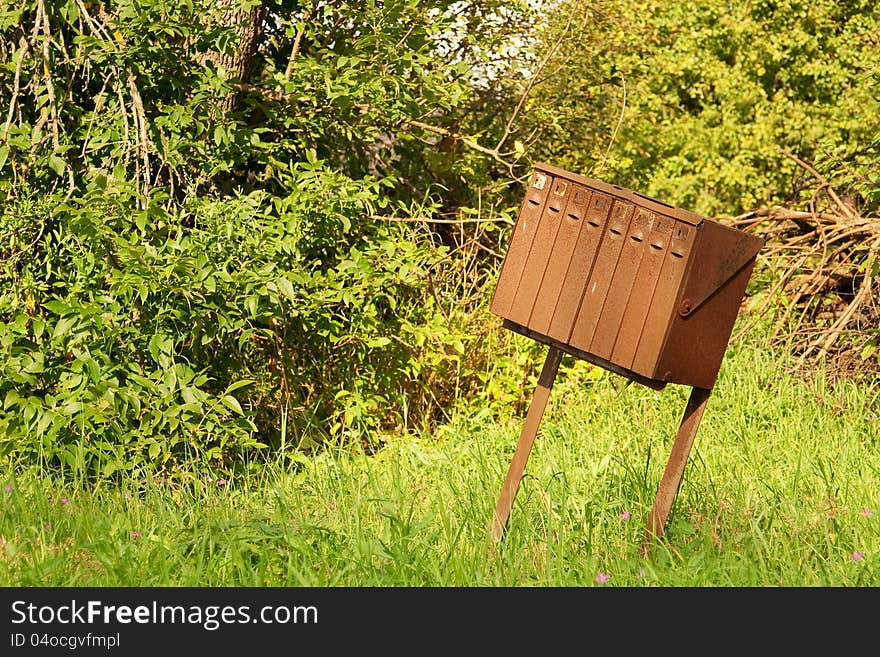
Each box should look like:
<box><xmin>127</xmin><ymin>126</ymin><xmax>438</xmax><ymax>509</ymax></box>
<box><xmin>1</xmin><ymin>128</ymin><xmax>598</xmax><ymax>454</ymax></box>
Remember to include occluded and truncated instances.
<box><xmin>102</xmin><ymin>461</ymin><xmax>121</xmax><ymax>477</ymax></box>
<box><xmin>42</xmin><ymin>300</ymin><xmax>69</xmax><ymax>315</ymax></box>
<box><xmin>180</xmin><ymin>387</ymin><xmax>200</xmax><ymax>405</ymax></box>
<box><xmin>277</xmin><ymin>276</ymin><xmax>296</xmax><ymax>301</ymax></box>
<box><xmin>61</xmin><ymin>401</ymin><xmax>84</xmax><ymax>416</ymax></box>
<box><xmin>0</xmin><ymin>145</ymin><xmax>8</xmax><ymax>171</ymax></box>
<box><xmin>221</xmin><ymin>395</ymin><xmax>244</xmax><ymax>415</ymax></box>
<box><xmin>48</xmin><ymin>154</ymin><xmax>65</xmax><ymax>176</ymax></box>
<box><xmin>52</xmin><ymin>316</ymin><xmax>77</xmax><ymax>339</ymax></box>
<box><xmin>224</xmin><ymin>379</ymin><xmax>255</xmax><ymax>394</ymax></box>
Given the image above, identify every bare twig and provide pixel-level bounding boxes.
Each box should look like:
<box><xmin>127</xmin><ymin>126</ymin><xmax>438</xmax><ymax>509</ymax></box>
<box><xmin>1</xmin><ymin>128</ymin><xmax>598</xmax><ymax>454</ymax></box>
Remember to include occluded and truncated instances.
<box><xmin>728</xmin><ymin>206</ymin><xmax>843</xmax><ymax>225</ymax></box>
<box><xmin>405</xmin><ymin>117</ymin><xmax>514</xmax><ymax>168</ymax></box>
<box><xmin>796</xmin><ymin>255</ymin><xmax>876</xmax><ymax>366</ymax></box>
<box><xmin>779</xmin><ymin>147</ymin><xmax>858</xmax><ymax>220</ymax></box>
<box><xmin>126</xmin><ymin>68</ymin><xmax>151</xmax><ymax>200</ymax></box>
<box><xmin>283</xmin><ymin>9</ymin><xmax>314</xmax><ymax>81</ymax></box>
<box><xmin>3</xmin><ymin>36</ymin><xmax>29</xmax><ymax>141</ymax></box>
<box><xmin>730</xmin><ymin>160</ymin><xmax>880</xmax><ymax>375</ymax></box>
<box><xmin>492</xmin><ymin>1</ymin><xmax>580</xmax><ymax>153</ymax></box>
<box><xmin>596</xmin><ymin>73</ymin><xmax>626</xmax><ymax>174</ymax></box>
<box><xmin>74</xmin><ymin>0</ymin><xmax>152</xmax><ymax>197</ymax></box>
<box><xmin>36</xmin><ymin>0</ymin><xmax>61</xmax><ymax>152</ymax></box>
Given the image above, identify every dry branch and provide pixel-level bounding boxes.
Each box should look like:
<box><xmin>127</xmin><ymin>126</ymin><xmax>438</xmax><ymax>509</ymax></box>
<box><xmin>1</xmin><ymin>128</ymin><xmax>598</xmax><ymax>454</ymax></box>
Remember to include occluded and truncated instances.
<box><xmin>725</xmin><ymin>154</ymin><xmax>880</xmax><ymax>377</ymax></box>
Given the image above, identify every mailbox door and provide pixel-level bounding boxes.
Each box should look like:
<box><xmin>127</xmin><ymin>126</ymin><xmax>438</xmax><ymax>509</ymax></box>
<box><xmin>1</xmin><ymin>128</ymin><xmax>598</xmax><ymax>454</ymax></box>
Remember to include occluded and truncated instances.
<box><xmin>568</xmin><ymin>200</ymin><xmax>634</xmax><ymax>353</ymax></box>
<box><xmin>528</xmin><ymin>184</ymin><xmax>593</xmax><ymax>335</ymax></box>
<box><xmin>545</xmin><ymin>189</ymin><xmax>612</xmax><ymax>343</ymax></box>
<box><xmin>589</xmin><ymin>206</ymin><xmax>654</xmax><ymax>361</ymax></box>
<box><xmin>610</xmin><ymin>212</ymin><xmax>674</xmax><ymax>369</ymax></box>
<box><xmin>507</xmin><ymin>177</ymin><xmax>572</xmax><ymax>327</ymax></box>
<box><xmin>490</xmin><ymin>171</ymin><xmax>553</xmax><ymax>318</ymax></box>
<box><xmin>629</xmin><ymin>220</ymin><xmax>698</xmax><ymax>378</ymax></box>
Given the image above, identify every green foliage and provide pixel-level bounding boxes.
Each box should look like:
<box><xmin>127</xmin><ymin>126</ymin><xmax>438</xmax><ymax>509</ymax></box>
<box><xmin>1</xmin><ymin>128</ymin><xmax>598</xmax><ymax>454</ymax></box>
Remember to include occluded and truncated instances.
<box><xmin>3</xmin><ymin>0</ymin><xmax>877</xmax><ymax>480</ymax></box>
<box><xmin>494</xmin><ymin>0</ymin><xmax>880</xmax><ymax>216</ymax></box>
<box><xmin>2</xmin><ymin>323</ymin><xmax>879</xmax><ymax>586</ymax></box>
<box><xmin>0</xmin><ymin>163</ymin><xmax>465</xmax><ymax>475</ymax></box>
<box><xmin>0</xmin><ymin>0</ymin><xmax>525</xmax><ymax>476</ymax></box>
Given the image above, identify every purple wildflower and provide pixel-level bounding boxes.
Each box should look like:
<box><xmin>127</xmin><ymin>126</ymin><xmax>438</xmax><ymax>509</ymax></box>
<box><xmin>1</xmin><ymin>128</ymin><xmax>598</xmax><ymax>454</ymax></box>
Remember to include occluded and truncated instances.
<box><xmin>217</xmin><ymin>479</ymin><xmax>226</xmax><ymax>487</ymax></box>
<box><xmin>3</xmin><ymin>485</ymin><xmax>12</xmax><ymax>494</ymax></box>
<box><xmin>60</xmin><ymin>497</ymin><xmax>69</xmax><ymax>505</ymax></box>
<box><xmin>852</xmin><ymin>551</ymin><xmax>865</xmax><ymax>562</ymax></box>
<box><xmin>132</xmin><ymin>531</ymin><xmax>140</xmax><ymax>539</ymax></box>
<box><xmin>43</xmin><ymin>523</ymin><xmax>51</xmax><ymax>531</ymax></box>
<box><xmin>619</xmin><ymin>510</ymin><xmax>631</xmax><ymax>521</ymax></box>
<box><xmin>862</xmin><ymin>508</ymin><xmax>873</xmax><ymax>518</ymax></box>
<box><xmin>594</xmin><ymin>572</ymin><xmax>611</xmax><ymax>584</ymax></box>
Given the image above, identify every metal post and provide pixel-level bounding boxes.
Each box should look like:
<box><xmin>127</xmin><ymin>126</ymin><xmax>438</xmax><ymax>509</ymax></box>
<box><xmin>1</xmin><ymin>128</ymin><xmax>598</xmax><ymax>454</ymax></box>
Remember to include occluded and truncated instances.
<box><xmin>642</xmin><ymin>386</ymin><xmax>712</xmax><ymax>554</ymax></box>
<box><xmin>490</xmin><ymin>346</ymin><xmax>564</xmax><ymax>542</ymax></box>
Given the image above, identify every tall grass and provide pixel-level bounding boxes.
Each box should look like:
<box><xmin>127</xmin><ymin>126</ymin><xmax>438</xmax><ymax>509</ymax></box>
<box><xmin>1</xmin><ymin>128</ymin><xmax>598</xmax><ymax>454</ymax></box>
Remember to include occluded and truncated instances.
<box><xmin>1</xmin><ymin>319</ymin><xmax>878</xmax><ymax>586</ymax></box>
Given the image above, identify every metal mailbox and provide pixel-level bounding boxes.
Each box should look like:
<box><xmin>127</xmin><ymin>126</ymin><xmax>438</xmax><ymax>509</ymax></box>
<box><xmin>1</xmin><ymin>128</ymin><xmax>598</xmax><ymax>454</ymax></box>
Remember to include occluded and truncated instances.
<box><xmin>488</xmin><ymin>162</ymin><xmax>764</xmax><ymax>550</ymax></box>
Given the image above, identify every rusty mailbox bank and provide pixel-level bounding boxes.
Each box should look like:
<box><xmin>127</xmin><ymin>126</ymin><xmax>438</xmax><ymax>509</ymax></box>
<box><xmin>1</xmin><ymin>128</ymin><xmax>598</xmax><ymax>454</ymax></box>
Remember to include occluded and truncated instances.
<box><xmin>488</xmin><ymin>162</ymin><xmax>764</xmax><ymax>547</ymax></box>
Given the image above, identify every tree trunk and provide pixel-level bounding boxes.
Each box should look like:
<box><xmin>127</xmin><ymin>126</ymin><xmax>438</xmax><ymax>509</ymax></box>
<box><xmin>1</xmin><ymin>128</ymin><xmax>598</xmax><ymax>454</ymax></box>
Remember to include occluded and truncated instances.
<box><xmin>197</xmin><ymin>0</ymin><xmax>265</xmax><ymax>113</ymax></box>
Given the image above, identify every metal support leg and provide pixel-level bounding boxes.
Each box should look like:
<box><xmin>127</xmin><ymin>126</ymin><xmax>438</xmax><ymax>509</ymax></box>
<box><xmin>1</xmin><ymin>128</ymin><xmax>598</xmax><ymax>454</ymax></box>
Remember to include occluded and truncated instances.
<box><xmin>490</xmin><ymin>346</ymin><xmax>564</xmax><ymax>542</ymax></box>
<box><xmin>642</xmin><ymin>386</ymin><xmax>712</xmax><ymax>555</ymax></box>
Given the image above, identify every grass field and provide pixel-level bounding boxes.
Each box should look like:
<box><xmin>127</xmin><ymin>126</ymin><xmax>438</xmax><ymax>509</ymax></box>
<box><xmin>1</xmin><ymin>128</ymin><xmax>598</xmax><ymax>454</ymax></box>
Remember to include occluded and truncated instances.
<box><xmin>1</xmin><ymin>321</ymin><xmax>878</xmax><ymax>587</ymax></box>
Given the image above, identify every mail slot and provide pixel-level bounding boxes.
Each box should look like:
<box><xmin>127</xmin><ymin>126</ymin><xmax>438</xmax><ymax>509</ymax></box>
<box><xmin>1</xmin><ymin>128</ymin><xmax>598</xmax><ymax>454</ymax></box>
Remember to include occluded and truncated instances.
<box><xmin>490</xmin><ymin>162</ymin><xmax>764</xmax><ymax>391</ymax></box>
<box><xmin>487</xmin><ymin>162</ymin><xmax>765</xmax><ymax>550</ymax></box>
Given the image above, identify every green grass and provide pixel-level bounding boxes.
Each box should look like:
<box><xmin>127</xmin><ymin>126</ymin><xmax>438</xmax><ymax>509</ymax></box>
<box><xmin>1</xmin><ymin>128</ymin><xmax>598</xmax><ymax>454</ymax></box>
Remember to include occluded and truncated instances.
<box><xmin>1</xmin><ymin>322</ymin><xmax>879</xmax><ymax>586</ymax></box>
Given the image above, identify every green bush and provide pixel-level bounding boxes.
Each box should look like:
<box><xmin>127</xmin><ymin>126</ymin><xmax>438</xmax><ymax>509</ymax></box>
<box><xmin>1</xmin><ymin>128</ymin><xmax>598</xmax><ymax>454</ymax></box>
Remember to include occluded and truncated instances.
<box><xmin>490</xmin><ymin>0</ymin><xmax>880</xmax><ymax>216</ymax></box>
<box><xmin>0</xmin><ymin>0</ymin><xmax>524</xmax><ymax>477</ymax></box>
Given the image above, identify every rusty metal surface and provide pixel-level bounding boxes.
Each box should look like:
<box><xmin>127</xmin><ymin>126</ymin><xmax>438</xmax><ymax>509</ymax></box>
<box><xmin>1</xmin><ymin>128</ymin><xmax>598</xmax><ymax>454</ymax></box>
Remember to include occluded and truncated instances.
<box><xmin>611</xmin><ymin>212</ymin><xmax>673</xmax><ymax>369</ymax></box>
<box><xmin>489</xmin><ymin>170</ymin><xmax>553</xmax><ymax>318</ymax></box>
<box><xmin>508</xmin><ymin>176</ymin><xmax>572</xmax><ymax>327</ymax></box>
<box><xmin>676</xmin><ymin>217</ymin><xmax>765</xmax><ymax>317</ymax></box>
<box><xmin>546</xmin><ymin>190</ymin><xmax>613</xmax><ymax>344</ymax></box>
<box><xmin>528</xmin><ymin>184</ymin><xmax>593</xmax><ymax>336</ymax></box>
<box><xmin>568</xmin><ymin>199</ymin><xmax>633</xmax><ymax>353</ymax></box>
<box><xmin>491</xmin><ymin>163</ymin><xmax>765</xmax><ymax>391</ymax></box>
<box><xmin>503</xmin><ymin>318</ymin><xmax>667</xmax><ymax>391</ymax></box>
<box><xmin>533</xmin><ymin>161</ymin><xmax>704</xmax><ymax>226</ymax></box>
<box><xmin>487</xmin><ymin>162</ymin><xmax>765</xmax><ymax>547</ymax></box>
<box><xmin>630</xmin><ymin>221</ymin><xmax>697</xmax><ymax>378</ymax></box>
<box><xmin>652</xmin><ymin>255</ymin><xmax>759</xmax><ymax>389</ymax></box>
<box><xmin>642</xmin><ymin>386</ymin><xmax>712</xmax><ymax>553</ymax></box>
<box><xmin>490</xmin><ymin>346</ymin><xmax>564</xmax><ymax>542</ymax></box>
<box><xmin>589</xmin><ymin>206</ymin><xmax>654</xmax><ymax>361</ymax></box>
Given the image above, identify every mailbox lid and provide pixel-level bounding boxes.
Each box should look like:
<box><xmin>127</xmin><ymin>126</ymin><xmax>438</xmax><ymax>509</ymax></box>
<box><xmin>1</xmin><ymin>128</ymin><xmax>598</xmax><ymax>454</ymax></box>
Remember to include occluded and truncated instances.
<box><xmin>532</xmin><ymin>162</ymin><xmax>705</xmax><ymax>227</ymax></box>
